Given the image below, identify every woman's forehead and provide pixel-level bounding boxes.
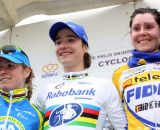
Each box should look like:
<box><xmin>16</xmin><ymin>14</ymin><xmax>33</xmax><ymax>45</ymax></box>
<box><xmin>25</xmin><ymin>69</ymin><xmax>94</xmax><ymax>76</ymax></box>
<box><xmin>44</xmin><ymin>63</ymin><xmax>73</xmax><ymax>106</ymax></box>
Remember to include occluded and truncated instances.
<box><xmin>132</xmin><ymin>13</ymin><xmax>156</xmax><ymax>24</ymax></box>
<box><xmin>57</xmin><ymin>28</ymin><xmax>77</xmax><ymax>36</ymax></box>
<box><xmin>0</xmin><ymin>57</ymin><xmax>13</xmax><ymax>63</ymax></box>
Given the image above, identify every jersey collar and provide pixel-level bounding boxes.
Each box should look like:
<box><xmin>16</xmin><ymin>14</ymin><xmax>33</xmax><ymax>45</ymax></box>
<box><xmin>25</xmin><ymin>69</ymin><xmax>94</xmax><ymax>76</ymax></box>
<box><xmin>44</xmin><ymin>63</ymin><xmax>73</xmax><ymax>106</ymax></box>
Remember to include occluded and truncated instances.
<box><xmin>63</xmin><ymin>71</ymin><xmax>88</xmax><ymax>80</ymax></box>
<box><xmin>0</xmin><ymin>88</ymin><xmax>27</xmax><ymax>102</ymax></box>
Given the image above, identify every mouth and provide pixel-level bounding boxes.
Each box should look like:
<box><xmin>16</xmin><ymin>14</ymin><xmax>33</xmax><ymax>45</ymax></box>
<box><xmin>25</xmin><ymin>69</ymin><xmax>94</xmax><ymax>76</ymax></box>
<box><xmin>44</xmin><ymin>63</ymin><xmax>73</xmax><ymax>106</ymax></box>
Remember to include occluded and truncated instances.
<box><xmin>138</xmin><ymin>39</ymin><xmax>151</xmax><ymax>43</ymax></box>
<box><xmin>0</xmin><ymin>77</ymin><xmax>10</xmax><ymax>82</ymax></box>
<box><xmin>60</xmin><ymin>51</ymin><xmax>72</xmax><ymax>56</ymax></box>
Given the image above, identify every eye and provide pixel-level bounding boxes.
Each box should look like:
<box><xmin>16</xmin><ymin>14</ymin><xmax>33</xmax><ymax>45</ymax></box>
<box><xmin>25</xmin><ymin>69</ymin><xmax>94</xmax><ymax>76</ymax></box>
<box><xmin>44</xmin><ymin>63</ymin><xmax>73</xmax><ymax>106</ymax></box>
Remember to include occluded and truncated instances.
<box><xmin>67</xmin><ymin>38</ymin><xmax>76</xmax><ymax>43</ymax></box>
<box><xmin>7</xmin><ymin>63</ymin><xmax>16</xmax><ymax>69</ymax></box>
<box><xmin>145</xmin><ymin>24</ymin><xmax>154</xmax><ymax>30</ymax></box>
<box><xmin>132</xmin><ymin>25</ymin><xmax>140</xmax><ymax>32</ymax></box>
<box><xmin>55</xmin><ymin>40</ymin><xmax>61</xmax><ymax>46</ymax></box>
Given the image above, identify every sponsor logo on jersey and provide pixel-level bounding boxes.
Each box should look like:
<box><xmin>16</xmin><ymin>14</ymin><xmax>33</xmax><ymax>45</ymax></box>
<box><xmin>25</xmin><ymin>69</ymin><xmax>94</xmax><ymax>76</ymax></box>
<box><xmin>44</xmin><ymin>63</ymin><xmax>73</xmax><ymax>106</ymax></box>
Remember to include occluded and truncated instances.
<box><xmin>54</xmin><ymin>82</ymin><xmax>65</xmax><ymax>89</ymax></box>
<box><xmin>122</xmin><ymin>65</ymin><xmax>160</xmax><ymax>129</ymax></box>
<box><xmin>123</xmin><ymin>72</ymin><xmax>160</xmax><ymax>89</ymax></box>
<box><xmin>0</xmin><ymin>116</ymin><xmax>25</xmax><ymax>130</ymax></box>
<box><xmin>126</xmin><ymin>83</ymin><xmax>160</xmax><ymax>103</ymax></box>
<box><xmin>135</xmin><ymin>100</ymin><xmax>160</xmax><ymax>112</ymax></box>
<box><xmin>49</xmin><ymin>103</ymin><xmax>82</xmax><ymax>127</ymax></box>
<box><xmin>123</xmin><ymin>66</ymin><xmax>146</xmax><ymax>79</ymax></box>
<box><xmin>125</xmin><ymin>84</ymin><xmax>160</xmax><ymax>129</ymax></box>
<box><xmin>44</xmin><ymin>103</ymin><xmax>100</xmax><ymax>129</ymax></box>
<box><xmin>46</xmin><ymin>88</ymin><xmax>96</xmax><ymax>100</ymax></box>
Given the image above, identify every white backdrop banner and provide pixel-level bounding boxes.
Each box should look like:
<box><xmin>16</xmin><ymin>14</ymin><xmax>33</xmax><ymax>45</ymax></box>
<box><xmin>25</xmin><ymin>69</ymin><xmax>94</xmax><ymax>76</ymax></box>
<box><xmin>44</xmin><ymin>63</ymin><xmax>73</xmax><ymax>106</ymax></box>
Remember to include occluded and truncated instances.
<box><xmin>89</xmin><ymin>47</ymin><xmax>132</xmax><ymax>79</ymax></box>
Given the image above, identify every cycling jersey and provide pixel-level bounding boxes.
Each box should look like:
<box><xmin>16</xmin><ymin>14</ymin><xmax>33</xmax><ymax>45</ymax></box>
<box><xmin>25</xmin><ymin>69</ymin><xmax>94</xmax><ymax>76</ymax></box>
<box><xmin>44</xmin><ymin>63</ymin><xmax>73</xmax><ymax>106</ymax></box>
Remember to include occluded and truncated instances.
<box><xmin>0</xmin><ymin>88</ymin><xmax>43</xmax><ymax>130</ymax></box>
<box><xmin>34</xmin><ymin>71</ymin><xmax>127</xmax><ymax>130</ymax></box>
<box><xmin>113</xmin><ymin>63</ymin><xmax>160</xmax><ymax>130</ymax></box>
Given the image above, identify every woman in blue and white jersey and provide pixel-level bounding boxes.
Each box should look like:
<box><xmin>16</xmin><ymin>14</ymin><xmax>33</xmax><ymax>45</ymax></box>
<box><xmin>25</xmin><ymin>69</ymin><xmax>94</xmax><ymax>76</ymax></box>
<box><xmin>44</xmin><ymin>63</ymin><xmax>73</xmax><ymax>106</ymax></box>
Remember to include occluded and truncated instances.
<box><xmin>34</xmin><ymin>21</ymin><xmax>127</xmax><ymax>130</ymax></box>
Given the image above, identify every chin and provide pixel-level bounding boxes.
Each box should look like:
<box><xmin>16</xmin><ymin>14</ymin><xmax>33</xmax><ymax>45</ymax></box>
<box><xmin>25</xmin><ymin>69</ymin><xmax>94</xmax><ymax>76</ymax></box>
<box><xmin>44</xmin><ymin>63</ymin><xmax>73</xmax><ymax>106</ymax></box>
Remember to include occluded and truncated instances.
<box><xmin>62</xmin><ymin>63</ymin><xmax>74</xmax><ymax>69</ymax></box>
<box><xmin>1</xmin><ymin>85</ymin><xmax>13</xmax><ymax>91</ymax></box>
<box><xmin>60</xmin><ymin>60</ymin><xmax>72</xmax><ymax>66</ymax></box>
<box><xmin>137</xmin><ymin>48</ymin><xmax>153</xmax><ymax>53</ymax></box>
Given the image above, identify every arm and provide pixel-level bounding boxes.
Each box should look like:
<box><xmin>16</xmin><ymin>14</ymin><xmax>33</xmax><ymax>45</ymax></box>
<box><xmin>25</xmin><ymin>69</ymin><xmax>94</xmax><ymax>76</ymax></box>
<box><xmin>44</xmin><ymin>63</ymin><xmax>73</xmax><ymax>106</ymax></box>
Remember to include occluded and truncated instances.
<box><xmin>31</xmin><ymin>87</ymin><xmax>46</xmax><ymax>114</ymax></box>
<box><xmin>106</xmin><ymin>82</ymin><xmax>127</xmax><ymax>130</ymax></box>
<box><xmin>112</xmin><ymin>64</ymin><xmax>129</xmax><ymax>99</ymax></box>
<box><xmin>103</xmin><ymin>118</ymin><xmax>114</xmax><ymax>130</ymax></box>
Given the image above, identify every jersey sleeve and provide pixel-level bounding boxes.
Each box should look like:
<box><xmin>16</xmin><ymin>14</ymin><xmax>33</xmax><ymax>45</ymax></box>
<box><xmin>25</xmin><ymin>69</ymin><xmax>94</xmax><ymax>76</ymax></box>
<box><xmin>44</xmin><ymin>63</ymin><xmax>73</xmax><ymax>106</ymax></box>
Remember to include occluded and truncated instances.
<box><xmin>31</xmin><ymin>104</ymin><xmax>44</xmax><ymax>130</ymax></box>
<box><xmin>31</xmin><ymin>86</ymin><xmax>47</xmax><ymax>114</ymax></box>
<box><xmin>112</xmin><ymin>64</ymin><xmax>129</xmax><ymax>99</ymax></box>
<box><xmin>105</xmin><ymin>81</ymin><xmax>128</xmax><ymax>130</ymax></box>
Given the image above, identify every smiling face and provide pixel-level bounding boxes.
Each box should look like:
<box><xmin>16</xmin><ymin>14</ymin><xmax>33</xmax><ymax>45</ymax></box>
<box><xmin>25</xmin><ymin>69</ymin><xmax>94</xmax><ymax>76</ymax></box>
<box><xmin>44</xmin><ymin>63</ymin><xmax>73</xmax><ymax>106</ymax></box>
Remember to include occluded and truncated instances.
<box><xmin>0</xmin><ymin>58</ymin><xmax>31</xmax><ymax>91</ymax></box>
<box><xmin>131</xmin><ymin>13</ymin><xmax>160</xmax><ymax>52</ymax></box>
<box><xmin>55</xmin><ymin>28</ymin><xmax>88</xmax><ymax>72</ymax></box>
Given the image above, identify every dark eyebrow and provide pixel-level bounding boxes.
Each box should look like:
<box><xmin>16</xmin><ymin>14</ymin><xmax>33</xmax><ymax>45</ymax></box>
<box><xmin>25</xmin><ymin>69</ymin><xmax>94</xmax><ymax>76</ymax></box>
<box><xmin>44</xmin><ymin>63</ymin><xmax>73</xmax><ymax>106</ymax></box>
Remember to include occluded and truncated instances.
<box><xmin>0</xmin><ymin>60</ymin><xmax>15</xmax><ymax>65</ymax></box>
<box><xmin>55</xmin><ymin>34</ymin><xmax>78</xmax><ymax>41</ymax></box>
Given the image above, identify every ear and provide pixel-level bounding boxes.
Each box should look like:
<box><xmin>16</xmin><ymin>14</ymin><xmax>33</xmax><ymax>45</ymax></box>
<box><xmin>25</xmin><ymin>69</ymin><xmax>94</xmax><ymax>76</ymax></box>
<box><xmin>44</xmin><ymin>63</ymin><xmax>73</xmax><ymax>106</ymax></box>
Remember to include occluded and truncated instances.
<box><xmin>82</xmin><ymin>44</ymin><xmax>88</xmax><ymax>53</ymax></box>
<box><xmin>23</xmin><ymin>67</ymin><xmax>31</xmax><ymax>78</ymax></box>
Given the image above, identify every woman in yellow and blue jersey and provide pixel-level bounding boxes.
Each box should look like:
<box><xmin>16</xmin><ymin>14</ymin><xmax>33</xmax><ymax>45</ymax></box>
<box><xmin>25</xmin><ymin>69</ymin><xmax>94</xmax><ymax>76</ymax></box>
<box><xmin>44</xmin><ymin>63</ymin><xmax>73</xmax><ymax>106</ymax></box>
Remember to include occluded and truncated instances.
<box><xmin>113</xmin><ymin>7</ymin><xmax>160</xmax><ymax>130</ymax></box>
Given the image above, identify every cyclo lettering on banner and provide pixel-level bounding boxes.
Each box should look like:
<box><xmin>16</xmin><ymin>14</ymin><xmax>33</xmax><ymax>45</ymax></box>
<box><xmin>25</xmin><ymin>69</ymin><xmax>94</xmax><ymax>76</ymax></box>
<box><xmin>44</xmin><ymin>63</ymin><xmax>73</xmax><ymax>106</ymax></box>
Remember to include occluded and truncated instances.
<box><xmin>91</xmin><ymin>48</ymin><xmax>132</xmax><ymax>68</ymax></box>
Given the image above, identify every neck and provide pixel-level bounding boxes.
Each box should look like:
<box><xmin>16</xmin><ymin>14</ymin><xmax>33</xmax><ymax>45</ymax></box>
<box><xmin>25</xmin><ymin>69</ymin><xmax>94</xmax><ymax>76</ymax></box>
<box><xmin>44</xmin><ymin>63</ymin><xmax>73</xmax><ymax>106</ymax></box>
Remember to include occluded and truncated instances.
<box><xmin>1</xmin><ymin>86</ymin><xmax>23</xmax><ymax>93</ymax></box>
<box><xmin>128</xmin><ymin>49</ymin><xmax>160</xmax><ymax>68</ymax></box>
<box><xmin>64</xmin><ymin>66</ymin><xmax>85</xmax><ymax>72</ymax></box>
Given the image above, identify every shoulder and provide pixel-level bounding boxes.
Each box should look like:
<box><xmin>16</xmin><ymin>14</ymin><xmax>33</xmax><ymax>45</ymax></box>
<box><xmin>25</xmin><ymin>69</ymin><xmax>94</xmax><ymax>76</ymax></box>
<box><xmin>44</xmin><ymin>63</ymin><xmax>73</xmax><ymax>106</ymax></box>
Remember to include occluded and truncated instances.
<box><xmin>113</xmin><ymin>64</ymin><xmax>130</xmax><ymax>75</ymax></box>
<box><xmin>37</xmin><ymin>80</ymin><xmax>64</xmax><ymax>93</ymax></box>
<box><xmin>28</xmin><ymin>103</ymin><xmax>43</xmax><ymax>129</ymax></box>
<box><xmin>112</xmin><ymin>64</ymin><xmax>129</xmax><ymax>81</ymax></box>
<box><xmin>22</xmin><ymin>99</ymin><xmax>42</xmax><ymax>115</ymax></box>
<box><xmin>112</xmin><ymin>64</ymin><xmax>130</xmax><ymax>95</ymax></box>
<box><xmin>86</xmin><ymin>76</ymin><xmax>109</xmax><ymax>82</ymax></box>
<box><xmin>31</xmin><ymin>104</ymin><xmax>43</xmax><ymax>120</ymax></box>
<box><xmin>86</xmin><ymin>76</ymin><xmax>114</xmax><ymax>89</ymax></box>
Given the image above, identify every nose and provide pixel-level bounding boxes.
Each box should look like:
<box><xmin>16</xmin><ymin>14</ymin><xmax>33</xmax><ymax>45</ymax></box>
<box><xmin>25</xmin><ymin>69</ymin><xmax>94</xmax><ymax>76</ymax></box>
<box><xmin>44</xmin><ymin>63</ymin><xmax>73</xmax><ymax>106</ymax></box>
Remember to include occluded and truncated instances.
<box><xmin>139</xmin><ymin>28</ymin><xmax>147</xmax><ymax>36</ymax></box>
<box><xmin>59</xmin><ymin>41</ymin><xmax>68</xmax><ymax>50</ymax></box>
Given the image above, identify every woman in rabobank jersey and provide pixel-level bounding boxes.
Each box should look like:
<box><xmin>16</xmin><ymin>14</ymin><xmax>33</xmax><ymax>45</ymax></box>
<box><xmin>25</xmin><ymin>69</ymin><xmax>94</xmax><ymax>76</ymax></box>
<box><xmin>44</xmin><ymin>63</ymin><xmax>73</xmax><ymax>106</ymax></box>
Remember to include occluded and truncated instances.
<box><xmin>34</xmin><ymin>21</ymin><xmax>127</xmax><ymax>130</ymax></box>
<box><xmin>112</xmin><ymin>7</ymin><xmax>160</xmax><ymax>130</ymax></box>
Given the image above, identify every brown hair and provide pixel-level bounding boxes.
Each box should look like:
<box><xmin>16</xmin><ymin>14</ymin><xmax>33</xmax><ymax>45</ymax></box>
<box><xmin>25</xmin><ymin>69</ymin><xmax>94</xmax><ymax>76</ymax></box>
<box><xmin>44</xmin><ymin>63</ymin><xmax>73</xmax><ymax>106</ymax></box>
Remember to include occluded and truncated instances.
<box><xmin>129</xmin><ymin>7</ymin><xmax>160</xmax><ymax>29</ymax></box>
<box><xmin>24</xmin><ymin>67</ymin><xmax>35</xmax><ymax>100</ymax></box>
<box><xmin>82</xmin><ymin>43</ymin><xmax>91</xmax><ymax>69</ymax></box>
<box><xmin>84</xmin><ymin>52</ymin><xmax>91</xmax><ymax>69</ymax></box>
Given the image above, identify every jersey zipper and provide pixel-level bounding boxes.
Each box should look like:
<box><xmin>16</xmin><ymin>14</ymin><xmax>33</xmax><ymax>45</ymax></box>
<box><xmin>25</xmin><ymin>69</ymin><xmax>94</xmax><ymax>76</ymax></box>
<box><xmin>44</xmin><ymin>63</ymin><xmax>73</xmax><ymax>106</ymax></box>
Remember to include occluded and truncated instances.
<box><xmin>3</xmin><ymin>90</ymin><xmax>13</xmax><ymax>130</ymax></box>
